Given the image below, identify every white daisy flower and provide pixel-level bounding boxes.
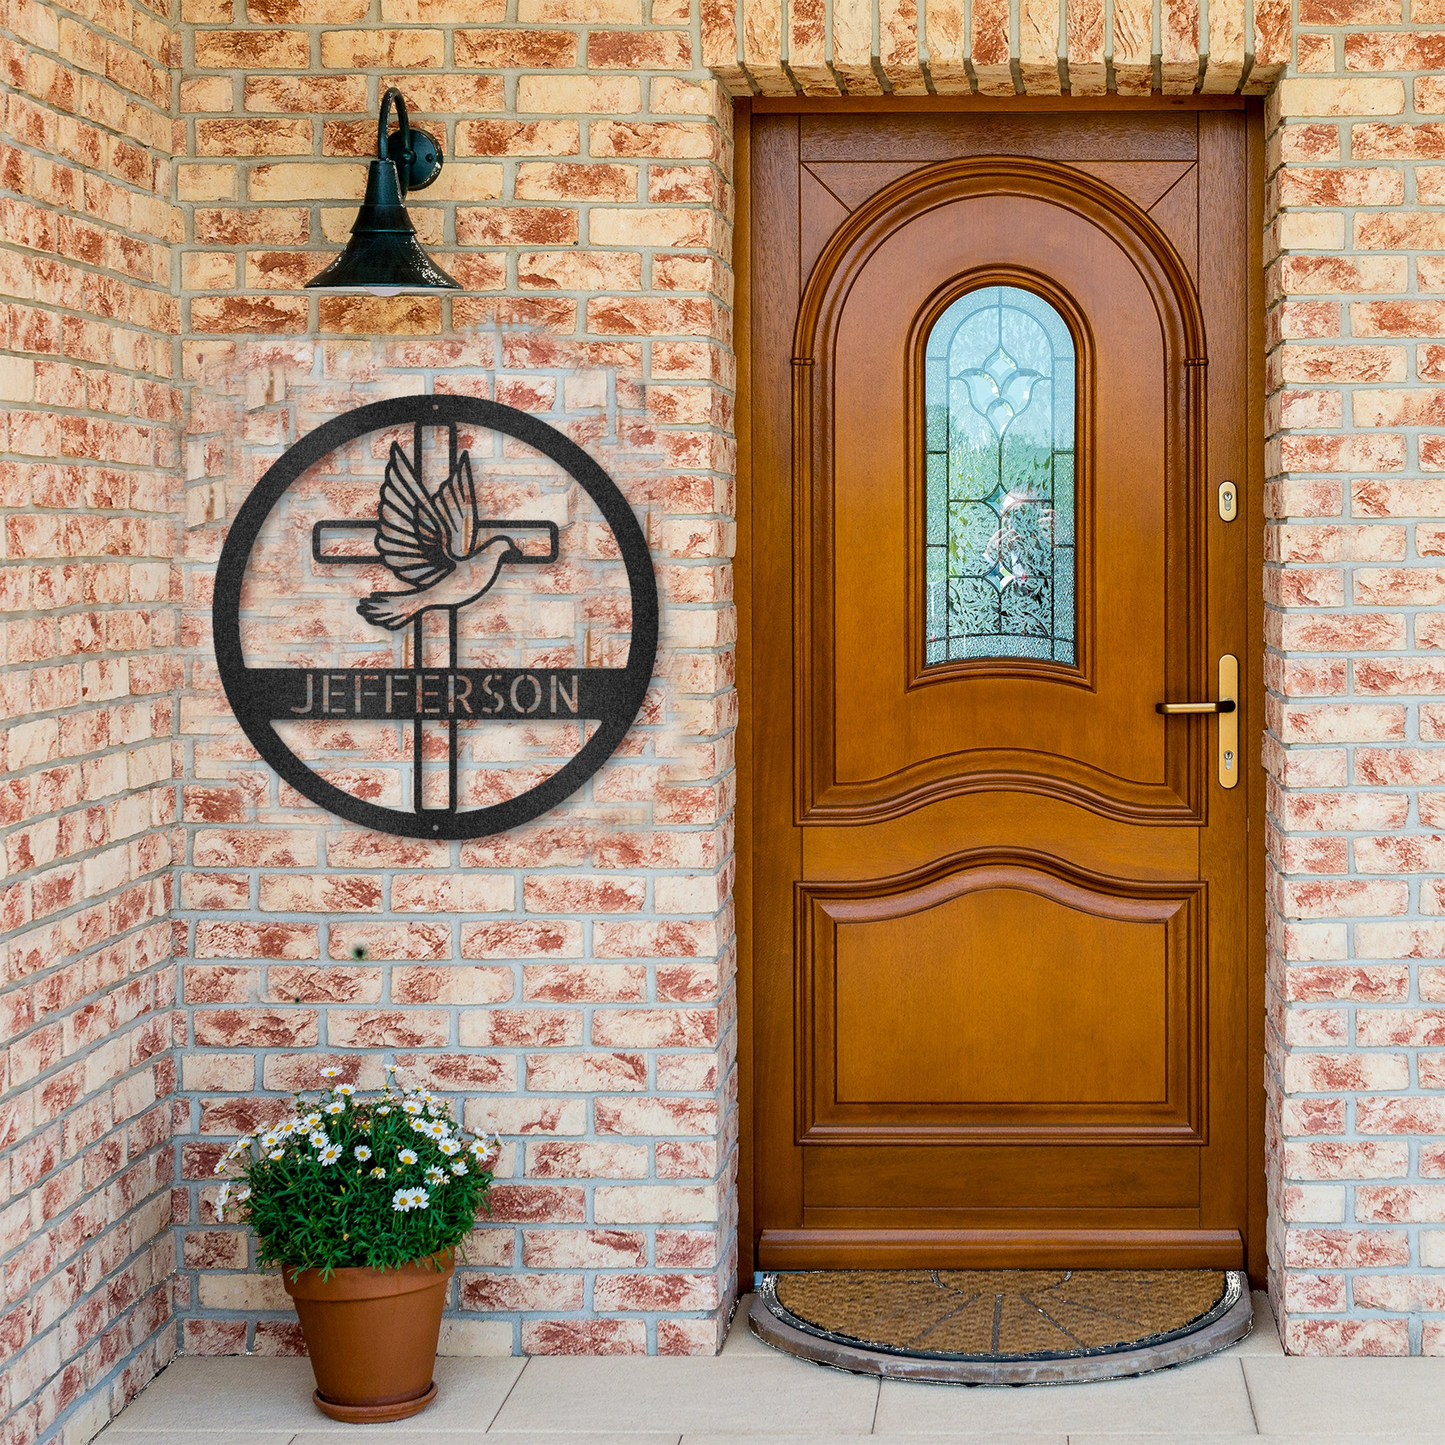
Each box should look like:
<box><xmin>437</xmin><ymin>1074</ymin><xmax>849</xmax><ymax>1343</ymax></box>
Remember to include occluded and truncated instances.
<box><xmin>335</xmin><ymin>1084</ymin><xmax>356</xmax><ymax>1097</ymax></box>
<box><xmin>376</xmin><ymin>1106</ymin><xmax>392</xmax><ymax>1116</ymax></box>
<box><xmin>309</xmin><ymin>1130</ymin><xmax>329</xmax><ymax>1149</ymax></box>
<box><xmin>324</xmin><ymin>1100</ymin><xmax>345</xmax><ymax>1116</ymax></box>
<box><xmin>277</xmin><ymin>1120</ymin><xmax>297</xmax><ymax>1136</ymax></box>
<box><xmin>425</xmin><ymin>1165</ymin><xmax>445</xmax><ymax>1185</ymax></box>
<box><xmin>217</xmin><ymin>1182</ymin><xmax>231</xmax><ymax>1205</ymax></box>
<box><xmin>235</xmin><ymin>1186</ymin><xmax>251</xmax><ymax>1203</ymax></box>
<box><xmin>398</xmin><ymin>1148</ymin><xmax>418</xmax><ymax>1166</ymax></box>
<box><xmin>450</xmin><ymin>1161</ymin><xmax>468</xmax><ymax>1176</ymax></box>
<box><xmin>354</xmin><ymin>1145</ymin><xmax>372</xmax><ymax>1162</ymax></box>
<box><xmin>302</xmin><ymin>1113</ymin><xmax>322</xmax><ymax>1129</ymax></box>
<box><xmin>321</xmin><ymin>1067</ymin><xmax>341</xmax><ymax>1078</ymax></box>
<box><xmin>422</xmin><ymin>1120</ymin><xmax>448</xmax><ymax>1140</ymax></box>
<box><xmin>370</xmin><ymin>1166</ymin><xmax>387</xmax><ymax>1179</ymax></box>
<box><xmin>212</xmin><ymin>1158</ymin><xmax>226</xmax><ymax>1176</ymax></box>
<box><xmin>259</xmin><ymin>1131</ymin><xmax>280</xmax><ymax>1150</ymax></box>
<box><xmin>269</xmin><ymin>1150</ymin><xmax>284</xmax><ymax>1161</ymax></box>
<box><xmin>319</xmin><ymin>1144</ymin><xmax>342</xmax><ymax>1164</ymax></box>
<box><xmin>391</xmin><ymin>1187</ymin><xmax>429</xmax><ymax>1212</ymax></box>
<box><xmin>403</xmin><ymin>1100</ymin><xmax>424</xmax><ymax>1115</ymax></box>
<box><xmin>469</xmin><ymin>1134</ymin><xmax>501</xmax><ymax>1162</ymax></box>
<box><xmin>438</xmin><ymin>1139</ymin><xmax>461</xmax><ymax>1156</ymax></box>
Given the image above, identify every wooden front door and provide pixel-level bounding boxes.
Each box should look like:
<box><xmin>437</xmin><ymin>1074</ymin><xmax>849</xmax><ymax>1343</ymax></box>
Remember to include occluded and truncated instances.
<box><xmin>746</xmin><ymin>106</ymin><xmax>1263</xmax><ymax>1275</ymax></box>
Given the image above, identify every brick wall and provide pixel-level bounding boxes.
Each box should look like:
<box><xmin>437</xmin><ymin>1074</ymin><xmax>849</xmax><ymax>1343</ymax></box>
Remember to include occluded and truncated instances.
<box><xmin>20</xmin><ymin>0</ymin><xmax>1445</xmax><ymax>1420</ymax></box>
<box><xmin>1263</xmin><ymin>38</ymin><xmax>1445</xmax><ymax>1355</ymax></box>
<box><xmin>173</xmin><ymin>330</ymin><xmax>739</xmax><ymax>1358</ymax></box>
<box><xmin>170</xmin><ymin>6</ymin><xmax>739</xmax><ymax>1361</ymax></box>
<box><xmin>0</xmin><ymin>0</ymin><xmax>184</xmax><ymax>1438</ymax></box>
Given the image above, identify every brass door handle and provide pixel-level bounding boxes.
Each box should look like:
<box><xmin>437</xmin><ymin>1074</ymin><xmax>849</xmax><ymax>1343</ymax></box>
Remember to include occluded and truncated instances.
<box><xmin>1155</xmin><ymin>655</ymin><xmax>1239</xmax><ymax>789</ymax></box>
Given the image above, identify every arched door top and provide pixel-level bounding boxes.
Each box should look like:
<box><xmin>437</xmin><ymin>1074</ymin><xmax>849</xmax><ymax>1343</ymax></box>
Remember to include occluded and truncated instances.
<box><xmin>791</xmin><ymin>155</ymin><xmax>1207</xmax><ymax>375</ymax></box>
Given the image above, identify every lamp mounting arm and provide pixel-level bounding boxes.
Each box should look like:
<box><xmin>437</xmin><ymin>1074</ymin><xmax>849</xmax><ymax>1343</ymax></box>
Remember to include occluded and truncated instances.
<box><xmin>377</xmin><ymin>86</ymin><xmax>443</xmax><ymax>196</ymax></box>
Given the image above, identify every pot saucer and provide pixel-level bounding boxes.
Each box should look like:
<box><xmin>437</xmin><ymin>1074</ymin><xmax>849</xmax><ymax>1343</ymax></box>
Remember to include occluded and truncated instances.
<box><xmin>313</xmin><ymin>1380</ymin><xmax>437</xmax><ymax>1422</ymax></box>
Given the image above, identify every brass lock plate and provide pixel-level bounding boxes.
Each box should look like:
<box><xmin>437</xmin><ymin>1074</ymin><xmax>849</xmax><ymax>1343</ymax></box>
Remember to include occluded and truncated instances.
<box><xmin>1218</xmin><ymin>480</ymin><xmax>1238</xmax><ymax>522</ymax></box>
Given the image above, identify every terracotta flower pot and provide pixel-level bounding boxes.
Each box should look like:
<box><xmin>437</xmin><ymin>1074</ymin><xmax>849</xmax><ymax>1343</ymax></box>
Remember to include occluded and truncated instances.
<box><xmin>282</xmin><ymin>1250</ymin><xmax>453</xmax><ymax>1423</ymax></box>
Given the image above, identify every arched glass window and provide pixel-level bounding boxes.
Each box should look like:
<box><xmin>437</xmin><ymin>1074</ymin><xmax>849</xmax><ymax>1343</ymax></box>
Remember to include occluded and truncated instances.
<box><xmin>924</xmin><ymin>285</ymin><xmax>1076</xmax><ymax>666</ymax></box>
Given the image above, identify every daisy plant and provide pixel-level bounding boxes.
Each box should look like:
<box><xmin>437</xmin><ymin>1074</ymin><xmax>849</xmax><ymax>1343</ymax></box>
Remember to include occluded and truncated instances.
<box><xmin>213</xmin><ymin>1066</ymin><xmax>500</xmax><ymax>1276</ymax></box>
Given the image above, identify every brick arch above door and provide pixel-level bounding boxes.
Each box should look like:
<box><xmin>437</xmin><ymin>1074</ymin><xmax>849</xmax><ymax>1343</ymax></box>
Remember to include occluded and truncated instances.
<box><xmin>702</xmin><ymin>0</ymin><xmax>1289</xmax><ymax>97</ymax></box>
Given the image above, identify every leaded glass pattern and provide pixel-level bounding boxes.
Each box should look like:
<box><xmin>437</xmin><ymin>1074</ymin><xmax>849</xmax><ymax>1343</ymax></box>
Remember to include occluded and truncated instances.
<box><xmin>924</xmin><ymin>285</ymin><xmax>1077</xmax><ymax>666</ymax></box>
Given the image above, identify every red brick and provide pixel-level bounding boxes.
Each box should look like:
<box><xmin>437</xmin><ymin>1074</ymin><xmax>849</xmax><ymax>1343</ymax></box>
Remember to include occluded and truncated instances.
<box><xmin>459</xmin><ymin>1272</ymin><xmax>584</xmax><ymax>1312</ymax></box>
<box><xmin>521</xmin><ymin>1318</ymin><xmax>646</xmax><ymax>1354</ymax></box>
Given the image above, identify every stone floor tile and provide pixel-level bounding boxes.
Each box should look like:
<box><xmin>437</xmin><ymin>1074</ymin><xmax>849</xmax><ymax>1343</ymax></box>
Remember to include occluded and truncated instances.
<box><xmin>489</xmin><ymin>1356</ymin><xmax>879</xmax><ymax>1433</ymax></box>
<box><xmin>1220</xmin><ymin>1294</ymin><xmax>1284</xmax><ymax>1358</ymax></box>
<box><xmin>99</xmin><ymin>1434</ymin><xmax>296</xmax><ymax>1445</ymax></box>
<box><xmin>99</xmin><ymin>1357</ymin><xmax>526</xmax><ymax>1433</ymax></box>
<box><xmin>684</xmin><ymin>1436</ymin><xmax>1067</xmax><ymax>1444</ymax></box>
<box><xmin>99</xmin><ymin>1360</ymin><xmax>316</xmax><ymax>1432</ymax></box>
<box><xmin>723</xmin><ymin>1294</ymin><xmax>773</xmax><ymax>1355</ymax></box>
<box><xmin>1243</xmin><ymin>1357</ymin><xmax>1445</xmax><ymax>1436</ymax></box>
<box><xmin>1068</xmin><ymin>1436</ymin><xmax>1382</xmax><ymax>1444</ymax></box>
<box><xmin>874</xmin><ymin>1357</ymin><xmax>1256</xmax><ymax>1435</ymax></box>
<box><xmin>294</xmin><ymin>1436</ymin><xmax>675</xmax><ymax>1444</ymax></box>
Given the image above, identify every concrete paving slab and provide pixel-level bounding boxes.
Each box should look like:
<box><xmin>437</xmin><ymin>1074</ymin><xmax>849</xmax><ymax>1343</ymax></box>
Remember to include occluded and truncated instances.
<box><xmin>724</xmin><ymin>1293</ymin><xmax>773</xmax><ymax>1356</ymax></box>
<box><xmin>874</xmin><ymin>1357</ymin><xmax>1256</xmax><ymax>1435</ymax></box>
<box><xmin>1069</xmin><ymin>1436</ymin><xmax>1403</xmax><ymax>1444</ymax></box>
<box><xmin>1219</xmin><ymin>1295</ymin><xmax>1283</xmax><ymax>1357</ymax></box>
<box><xmin>99</xmin><ymin>1356</ymin><xmax>527</xmax><ymax>1434</ymax></box>
<box><xmin>489</xmin><ymin>1355</ymin><xmax>879</xmax><ymax>1434</ymax></box>
<box><xmin>98</xmin><ymin>1434</ymin><xmax>297</xmax><ymax>1445</ymax></box>
<box><xmin>293</xmin><ymin>1435</ymin><xmax>677</xmax><ymax>1445</ymax></box>
<box><xmin>684</xmin><ymin>1436</ymin><xmax>1067</xmax><ymax>1444</ymax></box>
<box><xmin>1243</xmin><ymin>1356</ymin><xmax>1445</xmax><ymax>1437</ymax></box>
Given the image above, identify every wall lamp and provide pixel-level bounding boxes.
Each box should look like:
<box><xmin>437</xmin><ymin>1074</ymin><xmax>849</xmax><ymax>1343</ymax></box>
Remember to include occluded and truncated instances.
<box><xmin>305</xmin><ymin>87</ymin><xmax>459</xmax><ymax>295</ymax></box>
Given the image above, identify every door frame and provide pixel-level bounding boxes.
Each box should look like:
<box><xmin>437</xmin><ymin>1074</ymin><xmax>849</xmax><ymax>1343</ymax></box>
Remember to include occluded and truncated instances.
<box><xmin>733</xmin><ymin>95</ymin><xmax>1268</xmax><ymax>1288</ymax></box>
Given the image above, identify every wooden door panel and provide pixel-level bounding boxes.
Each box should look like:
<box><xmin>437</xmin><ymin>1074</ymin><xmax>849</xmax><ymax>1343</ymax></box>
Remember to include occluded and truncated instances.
<box><xmin>801</xmin><ymin>790</ymin><xmax>1199</xmax><ymax>881</ymax></box>
<box><xmin>803</xmin><ymin>1144</ymin><xmax>1201</xmax><ymax>1212</ymax></box>
<box><xmin>1149</xmin><ymin>167</ymin><xmax>1201</xmax><ymax>281</ymax></box>
<box><xmin>750</xmin><ymin>107</ymin><xmax>1261</xmax><ymax>1274</ymax></box>
<box><xmin>799</xmin><ymin>158</ymin><xmax>1202</xmax><ymax>302</ymax></box>
<box><xmin>800</xmin><ymin>861</ymin><xmax>1202</xmax><ymax>1140</ymax></box>
<box><xmin>798</xmin><ymin>112</ymin><xmax>1200</xmax><ymax>163</ymax></box>
<box><xmin>834</xmin><ymin>892</ymin><xmax>1170</xmax><ymax>1106</ymax></box>
<box><xmin>1068</xmin><ymin>161</ymin><xmax>1194</xmax><ymax>210</ymax></box>
<box><xmin>796</xmin><ymin>161</ymin><xmax>1210</xmax><ymax>829</ymax></box>
<box><xmin>830</xmin><ymin>205</ymin><xmax>1169</xmax><ymax>795</ymax></box>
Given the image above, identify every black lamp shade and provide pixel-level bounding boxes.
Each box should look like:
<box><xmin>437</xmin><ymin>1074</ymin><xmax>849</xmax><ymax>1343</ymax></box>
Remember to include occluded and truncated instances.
<box><xmin>305</xmin><ymin>90</ymin><xmax>459</xmax><ymax>295</ymax></box>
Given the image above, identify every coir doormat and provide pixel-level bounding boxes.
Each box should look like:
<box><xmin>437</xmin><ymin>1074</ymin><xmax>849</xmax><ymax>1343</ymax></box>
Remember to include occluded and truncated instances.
<box><xmin>750</xmin><ymin>1269</ymin><xmax>1252</xmax><ymax>1384</ymax></box>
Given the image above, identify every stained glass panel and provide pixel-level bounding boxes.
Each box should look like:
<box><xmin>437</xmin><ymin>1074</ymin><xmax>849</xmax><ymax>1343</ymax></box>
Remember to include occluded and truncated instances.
<box><xmin>924</xmin><ymin>285</ymin><xmax>1077</xmax><ymax>666</ymax></box>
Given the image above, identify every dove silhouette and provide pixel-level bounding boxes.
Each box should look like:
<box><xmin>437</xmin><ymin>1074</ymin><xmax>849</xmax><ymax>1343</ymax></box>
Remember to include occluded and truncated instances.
<box><xmin>357</xmin><ymin>441</ymin><xmax>515</xmax><ymax>631</ymax></box>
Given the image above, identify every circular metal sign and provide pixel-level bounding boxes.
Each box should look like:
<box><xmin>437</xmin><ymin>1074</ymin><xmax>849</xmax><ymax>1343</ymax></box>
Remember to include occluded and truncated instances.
<box><xmin>213</xmin><ymin>393</ymin><xmax>659</xmax><ymax>840</ymax></box>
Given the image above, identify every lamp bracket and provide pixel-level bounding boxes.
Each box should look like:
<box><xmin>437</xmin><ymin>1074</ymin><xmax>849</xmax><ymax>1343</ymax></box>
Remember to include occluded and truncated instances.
<box><xmin>378</xmin><ymin>86</ymin><xmax>444</xmax><ymax>194</ymax></box>
<box><xmin>386</xmin><ymin>126</ymin><xmax>442</xmax><ymax>193</ymax></box>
